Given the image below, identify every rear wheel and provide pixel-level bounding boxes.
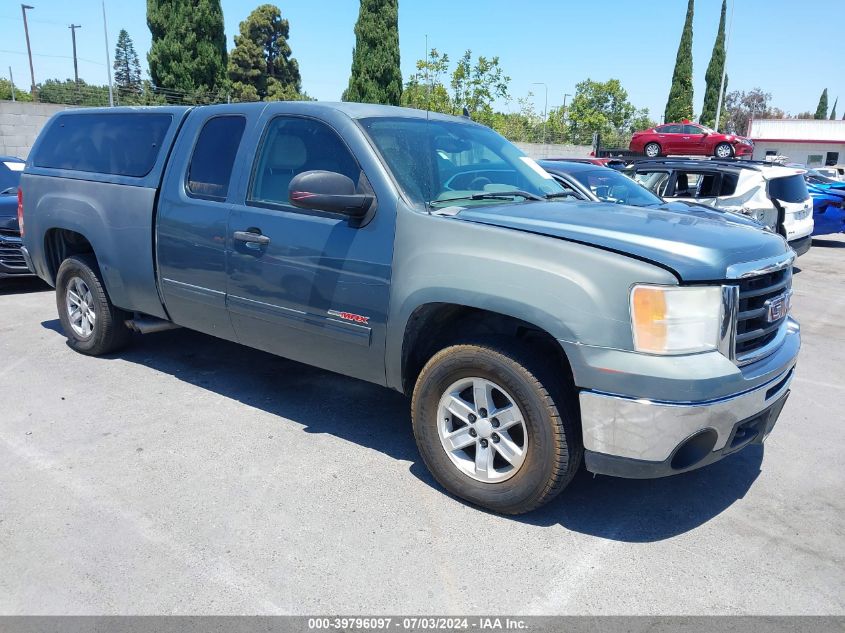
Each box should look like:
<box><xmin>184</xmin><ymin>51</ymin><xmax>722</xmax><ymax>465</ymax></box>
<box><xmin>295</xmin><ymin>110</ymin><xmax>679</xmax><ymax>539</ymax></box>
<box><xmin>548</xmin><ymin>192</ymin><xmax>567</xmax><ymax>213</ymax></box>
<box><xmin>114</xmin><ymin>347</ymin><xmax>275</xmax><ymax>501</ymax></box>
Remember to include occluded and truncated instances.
<box><xmin>411</xmin><ymin>340</ymin><xmax>581</xmax><ymax>514</ymax></box>
<box><xmin>644</xmin><ymin>142</ymin><xmax>661</xmax><ymax>158</ymax></box>
<box><xmin>715</xmin><ymin>142</ymin><xmax>733</xmax><ymax>159</ymax></box>
<box><xmin>55</xmin><ymin>254</ymin><xmax>132</xmax><ymax>355</ymax></box>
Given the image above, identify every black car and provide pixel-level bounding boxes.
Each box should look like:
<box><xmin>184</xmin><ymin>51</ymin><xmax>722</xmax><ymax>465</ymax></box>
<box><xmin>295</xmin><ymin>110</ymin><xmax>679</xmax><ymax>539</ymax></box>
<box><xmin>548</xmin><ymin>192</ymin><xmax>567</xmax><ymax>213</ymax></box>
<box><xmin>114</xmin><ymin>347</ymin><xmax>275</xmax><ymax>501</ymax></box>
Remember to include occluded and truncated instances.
<box><xmin>0</xmin><ymin>156</ymin><xmax>33</xmax><ymax>278</ymax></box>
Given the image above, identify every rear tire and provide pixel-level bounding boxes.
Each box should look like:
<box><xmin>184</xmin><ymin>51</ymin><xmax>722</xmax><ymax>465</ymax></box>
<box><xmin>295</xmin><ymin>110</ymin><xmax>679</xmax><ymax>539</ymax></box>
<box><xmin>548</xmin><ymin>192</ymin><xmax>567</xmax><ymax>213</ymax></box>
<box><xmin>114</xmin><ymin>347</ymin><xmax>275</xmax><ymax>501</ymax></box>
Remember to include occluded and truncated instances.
<box><xmin>644</xmin><ymin>142</ymin><xmax>661</xmax><ymax>158</ymax></box>
<box><xmin>55</xmin><ymin>254</ymin><xmax>132</xmax><ymax>356</ymax></box>
<box><xmin>411</xmin><ymin>340</ymin><xmax>581</xmax><ymax>514</ymax></box>
<box><xmin>715</xmin><ymin>142</ymin><xmax>733</xmax><ymax>159</ymax></box>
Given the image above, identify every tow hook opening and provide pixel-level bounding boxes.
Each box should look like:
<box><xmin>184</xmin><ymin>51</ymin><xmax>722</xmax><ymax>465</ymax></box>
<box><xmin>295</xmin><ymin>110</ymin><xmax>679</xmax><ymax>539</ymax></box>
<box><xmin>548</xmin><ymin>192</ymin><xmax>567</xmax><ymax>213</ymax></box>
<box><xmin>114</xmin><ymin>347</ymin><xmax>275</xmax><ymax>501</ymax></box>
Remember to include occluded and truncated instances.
<box><xmin>670</xmin><ymin>429</ymin><xmax>718</xmax><ymax>471</ymax></box>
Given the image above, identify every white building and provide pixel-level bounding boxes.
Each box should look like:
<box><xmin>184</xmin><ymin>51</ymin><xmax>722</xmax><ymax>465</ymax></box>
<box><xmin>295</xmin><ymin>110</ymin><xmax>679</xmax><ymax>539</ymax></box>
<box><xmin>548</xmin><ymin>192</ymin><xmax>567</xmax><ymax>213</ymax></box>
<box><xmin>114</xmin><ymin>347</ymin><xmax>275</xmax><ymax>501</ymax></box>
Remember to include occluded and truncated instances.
<box><xmin>748</xmin><ymin>119</ymin><xmax>845</xmax><ymax>167</ymax></box>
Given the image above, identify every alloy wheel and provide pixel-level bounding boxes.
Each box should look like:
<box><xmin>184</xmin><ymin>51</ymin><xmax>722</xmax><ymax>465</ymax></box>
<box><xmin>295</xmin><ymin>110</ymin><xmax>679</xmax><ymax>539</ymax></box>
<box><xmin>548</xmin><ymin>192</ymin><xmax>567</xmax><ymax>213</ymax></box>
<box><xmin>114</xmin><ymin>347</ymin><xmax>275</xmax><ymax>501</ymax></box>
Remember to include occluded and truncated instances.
<box><xmin>437</xmin><ymin>377</ymin><xmax>529</xmax><ymax>483</ymax></box>
<box><xmin>65</xmin><ymin>276</ymin><xmax>96</xmax><ymax>338</ymax></box>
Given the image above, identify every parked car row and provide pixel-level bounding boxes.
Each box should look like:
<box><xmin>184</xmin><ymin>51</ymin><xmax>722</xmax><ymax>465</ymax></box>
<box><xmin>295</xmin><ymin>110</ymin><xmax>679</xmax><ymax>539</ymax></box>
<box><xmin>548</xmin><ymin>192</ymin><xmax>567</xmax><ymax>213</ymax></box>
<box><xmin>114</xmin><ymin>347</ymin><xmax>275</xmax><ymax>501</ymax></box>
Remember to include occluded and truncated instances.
<box><xmin>540</xmin><ymin>157</ymin><xmax>815</xmax><ymax>256</ymax></box>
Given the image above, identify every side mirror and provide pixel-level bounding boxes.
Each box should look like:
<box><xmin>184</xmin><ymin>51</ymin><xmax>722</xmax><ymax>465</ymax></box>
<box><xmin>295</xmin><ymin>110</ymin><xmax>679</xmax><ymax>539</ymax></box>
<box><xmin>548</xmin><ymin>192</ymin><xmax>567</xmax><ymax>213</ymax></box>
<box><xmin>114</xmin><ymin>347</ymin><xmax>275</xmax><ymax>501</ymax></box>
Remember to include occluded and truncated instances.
<box><xmin>594</xmin><ymin>185</ymin><xmax>610</xmax><ymax>199</ymax></box>
<box><xmin>289</xmin><ymin>170</ymin><xmax>374</xmax><ymax>218</ymax></box>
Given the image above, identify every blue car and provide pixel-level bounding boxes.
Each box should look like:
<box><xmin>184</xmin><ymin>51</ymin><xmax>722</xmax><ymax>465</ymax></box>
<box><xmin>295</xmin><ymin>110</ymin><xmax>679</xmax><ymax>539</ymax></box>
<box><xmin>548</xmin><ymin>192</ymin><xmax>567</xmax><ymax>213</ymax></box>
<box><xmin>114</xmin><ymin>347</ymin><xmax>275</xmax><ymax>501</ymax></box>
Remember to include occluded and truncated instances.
<box><xmin>805</xmin><ymin>169</ymin><xmax>845</xmax><ymax>236</ymax></box>
<box><xmin>0</xmin><ymin>156</ymin><xmax>34</xmax><ymax>278</ymax></box>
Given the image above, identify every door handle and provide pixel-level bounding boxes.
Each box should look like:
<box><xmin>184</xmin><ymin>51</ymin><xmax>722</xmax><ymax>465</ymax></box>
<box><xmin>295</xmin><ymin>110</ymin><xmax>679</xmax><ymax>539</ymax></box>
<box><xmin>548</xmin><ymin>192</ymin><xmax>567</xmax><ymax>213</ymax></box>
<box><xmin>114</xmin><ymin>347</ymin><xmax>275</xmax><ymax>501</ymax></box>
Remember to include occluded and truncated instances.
<box><xmin>233</xmin><ymin>230</ymin><xmax>270</xmax><ymax>246</ymax></box>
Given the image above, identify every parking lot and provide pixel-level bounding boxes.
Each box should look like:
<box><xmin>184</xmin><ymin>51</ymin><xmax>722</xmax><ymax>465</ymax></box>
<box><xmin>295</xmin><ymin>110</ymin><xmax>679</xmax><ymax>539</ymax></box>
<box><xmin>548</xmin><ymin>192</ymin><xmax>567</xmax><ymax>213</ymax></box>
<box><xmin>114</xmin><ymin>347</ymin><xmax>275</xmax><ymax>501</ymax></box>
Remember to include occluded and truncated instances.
<box><xmin>0</xmin><ymin>236</ymin><xmax>843</xmax><ymax>616</ymax></box>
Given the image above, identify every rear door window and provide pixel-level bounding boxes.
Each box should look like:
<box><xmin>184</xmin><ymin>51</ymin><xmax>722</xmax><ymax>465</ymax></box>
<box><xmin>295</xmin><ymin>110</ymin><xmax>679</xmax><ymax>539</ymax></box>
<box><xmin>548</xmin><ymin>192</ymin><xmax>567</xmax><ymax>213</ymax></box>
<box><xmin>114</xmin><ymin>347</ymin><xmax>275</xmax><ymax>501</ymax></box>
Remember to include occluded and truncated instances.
<box><xmin>32</xmin><ymin>112</ymin><xmax>172</xmax><ymax>177</ymax></box>
<box><xmin>187</xmin><ymin>116</ymin><xmax>246</xmax><ymax>200</ymax></box>
<box><xmin>769</xmin><ymin>175</ymin><xmax>809</xmax><ymax>203</ymax></box>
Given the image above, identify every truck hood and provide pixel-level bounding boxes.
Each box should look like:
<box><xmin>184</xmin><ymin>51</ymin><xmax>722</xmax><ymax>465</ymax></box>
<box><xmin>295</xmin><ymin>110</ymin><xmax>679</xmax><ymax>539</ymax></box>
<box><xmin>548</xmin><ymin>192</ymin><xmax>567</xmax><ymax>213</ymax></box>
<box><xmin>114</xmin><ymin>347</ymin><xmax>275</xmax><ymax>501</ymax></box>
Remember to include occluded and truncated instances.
<box><xmin>0</xmin><ymin>194</ymin><xmax>18</xmax><ymax>232</ymax></box>
<box><xmin>455</xmin><ymin>200</ymin><xmax>790</xmax><ymax>281</ymax></box>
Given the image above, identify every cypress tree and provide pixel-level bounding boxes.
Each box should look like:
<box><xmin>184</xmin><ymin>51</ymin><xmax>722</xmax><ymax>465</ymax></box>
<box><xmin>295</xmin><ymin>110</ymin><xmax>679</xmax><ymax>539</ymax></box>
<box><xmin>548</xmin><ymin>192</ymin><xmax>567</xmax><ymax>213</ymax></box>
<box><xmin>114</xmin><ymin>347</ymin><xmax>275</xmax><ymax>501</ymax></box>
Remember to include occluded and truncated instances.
<box><xmin>700</xmin><ymin>0</ymin><xmax>726</xmax><ymax>128</ymax></box>
<box><xmin>147</xmin><ymin>0</ymin><xmax>228</xmax><ymax>102</ymax></box>
<box><xmin>342</xmin><ymin>0</ymin><xmax>402</xmax><ymax>105</ymax></box>
<box><xmin>664</xmin><ymin>0</ymin><xmax>695</xmax><ymax>123</ymax></box>
<box><xmin>830</xmin><ymin>98</ymin><xmax>838</xmax><ymax>120</ymax></box>
<box><xmin>113</xmin><ymin>29</ymin><xmax>143</xmax><ymax>100</ymax></box>
<box><xmin>814</xmin><ymin>88</ymin><xmax>828</xmax><ymax>119</ymax></box>
<box><xmin>228</xmin><ymin>4</ymin><xmax>302</xmax><ymax>102</ymax></box>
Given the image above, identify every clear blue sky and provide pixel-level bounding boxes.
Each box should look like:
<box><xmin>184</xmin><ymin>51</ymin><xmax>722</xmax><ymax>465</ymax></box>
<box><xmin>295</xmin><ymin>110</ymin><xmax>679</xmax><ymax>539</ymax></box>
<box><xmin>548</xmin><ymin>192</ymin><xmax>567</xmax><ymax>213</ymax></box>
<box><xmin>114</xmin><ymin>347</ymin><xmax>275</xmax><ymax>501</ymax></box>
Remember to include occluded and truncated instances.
<box><xmin>1</xmin><ymin>0</ymin><xmax>841</xmax><ymax>119</ymax></box>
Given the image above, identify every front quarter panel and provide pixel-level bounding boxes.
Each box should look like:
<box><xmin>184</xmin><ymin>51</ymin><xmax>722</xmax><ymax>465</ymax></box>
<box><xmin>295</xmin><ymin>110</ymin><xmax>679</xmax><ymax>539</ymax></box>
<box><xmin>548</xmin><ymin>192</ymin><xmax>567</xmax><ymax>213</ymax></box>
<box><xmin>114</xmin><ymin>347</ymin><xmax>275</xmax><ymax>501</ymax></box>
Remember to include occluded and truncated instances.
<box><xmin>384</xmin><ymin>203</ymin><xmax>678</xmax><ymax>390</ymax></box>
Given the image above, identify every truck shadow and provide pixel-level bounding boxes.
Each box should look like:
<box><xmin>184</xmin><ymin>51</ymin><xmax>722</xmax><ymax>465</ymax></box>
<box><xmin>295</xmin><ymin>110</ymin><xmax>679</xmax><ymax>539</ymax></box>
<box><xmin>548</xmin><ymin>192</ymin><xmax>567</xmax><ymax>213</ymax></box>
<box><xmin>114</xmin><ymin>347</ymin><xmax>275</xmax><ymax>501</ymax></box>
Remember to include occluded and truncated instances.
<box><xmin>41</xmin><ymin>320</ymin><xmax>762</xmax><ymax>542</ymax></box>
<box><xmin>0</xmin><ymin>277</ymin><xmax>51</xmax><ymax>295</ymax></box>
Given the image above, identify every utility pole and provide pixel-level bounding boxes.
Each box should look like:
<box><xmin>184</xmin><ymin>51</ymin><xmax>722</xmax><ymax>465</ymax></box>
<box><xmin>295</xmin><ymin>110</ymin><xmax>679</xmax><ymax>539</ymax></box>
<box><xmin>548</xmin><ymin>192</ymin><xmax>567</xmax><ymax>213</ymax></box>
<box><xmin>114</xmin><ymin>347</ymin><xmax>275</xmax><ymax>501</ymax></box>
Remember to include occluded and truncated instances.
<box><xmin>69</xmin><ymin>24</ymin><xmax>81</xmax><ymax>104</ymax></box>
<box><xmin>8</xmin><ymin>67</ymin><xmax>16</xmax><ymax>102</ymax></box>
<box><xmin>714</xmin><ymin>0</ymin><xmax>734</xmax><ymax>133</ymax></box>
<box><xmin>532</xmin><ymin>82</ymin><xmax>548</xmax><ymax>145</ymax></box>
<box><xmin>562</xmin><ymin>93</ymin><xmax>571</xmax><ymax>120</ymax></box>
<box><xmin>21</xmin><ymin>4</ymin><xmax>37</xmax><ymax>101</ymax></box>
<box><xmin>102</xmin><ymin>0</ymin><xmax>114</xmax><ymax>106</ymax></box>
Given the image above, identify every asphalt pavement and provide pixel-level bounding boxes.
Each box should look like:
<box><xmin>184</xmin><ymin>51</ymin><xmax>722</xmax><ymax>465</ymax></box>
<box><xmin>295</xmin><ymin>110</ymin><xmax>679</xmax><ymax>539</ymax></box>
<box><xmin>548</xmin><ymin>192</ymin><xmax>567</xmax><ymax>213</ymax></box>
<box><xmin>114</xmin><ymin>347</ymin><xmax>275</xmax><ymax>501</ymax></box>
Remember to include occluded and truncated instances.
<box><xmin>0</xmin><ymin>235</ymin><xmax>843</xmax><ymax>615</ymax></box>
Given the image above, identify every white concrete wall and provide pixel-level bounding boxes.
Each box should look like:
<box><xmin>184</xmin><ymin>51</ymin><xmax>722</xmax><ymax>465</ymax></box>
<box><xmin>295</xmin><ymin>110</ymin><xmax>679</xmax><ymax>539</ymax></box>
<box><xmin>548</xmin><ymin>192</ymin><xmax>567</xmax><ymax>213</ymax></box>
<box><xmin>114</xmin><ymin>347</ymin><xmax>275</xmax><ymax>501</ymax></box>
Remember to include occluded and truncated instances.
<box><xmin>751</xmin><ymin>141</ymin><xmax>845</xmax><ymax>167</ymax></box>
<box><xmin>514</xmin><ymin>142</ymin><xmax>593</xmax><ymax>160</ymax></box>
<box><xmin>0</xmin><ymin>101</ymin><xmax>75</xmax><ymax>158</ymax></box>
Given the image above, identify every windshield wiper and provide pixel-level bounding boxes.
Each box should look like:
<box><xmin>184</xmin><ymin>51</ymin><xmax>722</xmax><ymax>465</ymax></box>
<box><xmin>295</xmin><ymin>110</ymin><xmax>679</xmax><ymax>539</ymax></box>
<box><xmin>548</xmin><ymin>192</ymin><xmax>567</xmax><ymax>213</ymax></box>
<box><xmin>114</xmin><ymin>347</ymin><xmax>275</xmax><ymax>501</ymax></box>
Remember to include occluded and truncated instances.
<box><xmin>0</xmin><ymin>187</ymin><xmax>17</xmax><ymax>195</ymax></box>
<box><xmin>544</xmin><ymin>192</ymin><xmax>576</xmax><ymax>199</ymax></box>
<box><xmin>430</xmin><ymin>190</ymin><xmax>543</xmax><ymax>205</ymax></box>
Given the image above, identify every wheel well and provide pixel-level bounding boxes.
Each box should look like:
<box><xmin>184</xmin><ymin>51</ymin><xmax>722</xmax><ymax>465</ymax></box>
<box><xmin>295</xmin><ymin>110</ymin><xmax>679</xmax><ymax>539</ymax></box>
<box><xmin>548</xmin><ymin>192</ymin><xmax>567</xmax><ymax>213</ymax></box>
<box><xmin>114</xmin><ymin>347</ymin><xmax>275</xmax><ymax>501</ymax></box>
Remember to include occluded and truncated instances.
<box><xmin>401</xmin><ymin>303</ymin><xmax>574</xmax><ymax>395</ymax></box>
<box><xmin>43</xmin><ymin>228</ymin><xmax>95</xmax><ymax>284</ymax></box>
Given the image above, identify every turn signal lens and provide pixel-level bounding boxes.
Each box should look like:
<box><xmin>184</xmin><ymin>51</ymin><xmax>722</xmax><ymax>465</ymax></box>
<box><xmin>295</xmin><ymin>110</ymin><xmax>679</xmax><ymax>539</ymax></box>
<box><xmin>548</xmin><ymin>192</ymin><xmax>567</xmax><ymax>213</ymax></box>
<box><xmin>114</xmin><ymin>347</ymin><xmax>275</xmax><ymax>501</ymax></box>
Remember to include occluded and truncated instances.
<box><xmin>630</xmin><ymin>285</ymin><xmax>722</xmax><ymax>355</ymax></box>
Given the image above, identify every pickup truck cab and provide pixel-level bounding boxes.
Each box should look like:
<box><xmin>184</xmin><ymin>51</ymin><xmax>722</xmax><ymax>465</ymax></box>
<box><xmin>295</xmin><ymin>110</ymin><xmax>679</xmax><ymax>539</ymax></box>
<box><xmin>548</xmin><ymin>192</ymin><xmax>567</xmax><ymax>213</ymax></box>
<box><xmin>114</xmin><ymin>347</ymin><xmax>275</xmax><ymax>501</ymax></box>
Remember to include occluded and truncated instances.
<box><xmin>20</xmin><ymin>103</ymin><xmax>800</xmax><ymax>514</ymax></box>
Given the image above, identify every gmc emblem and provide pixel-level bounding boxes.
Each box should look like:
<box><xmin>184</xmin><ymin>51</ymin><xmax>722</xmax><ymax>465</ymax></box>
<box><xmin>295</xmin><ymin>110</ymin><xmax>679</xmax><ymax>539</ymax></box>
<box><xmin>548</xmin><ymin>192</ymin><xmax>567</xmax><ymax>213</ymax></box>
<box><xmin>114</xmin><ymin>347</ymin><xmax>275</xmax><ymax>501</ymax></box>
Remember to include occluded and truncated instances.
<box><xmin>764</xmin><ymin>291</ymin><xmax>791</xmax><ymax>323</ymax></box>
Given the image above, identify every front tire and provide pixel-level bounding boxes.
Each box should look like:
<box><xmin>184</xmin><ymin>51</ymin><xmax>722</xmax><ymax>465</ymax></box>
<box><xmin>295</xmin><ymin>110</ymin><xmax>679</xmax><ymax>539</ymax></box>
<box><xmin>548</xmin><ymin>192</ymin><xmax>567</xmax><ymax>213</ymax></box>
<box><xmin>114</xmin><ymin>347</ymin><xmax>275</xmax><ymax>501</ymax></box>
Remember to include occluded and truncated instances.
<box><xmin>56</xmin><ymin>254</ymin><xmax>132</xmax><ymax>355</ymax></box>
<box><xmin>644</xmin><ymin>142</ymin><xmax>661</xmax><ymax>158</ymax></box>
<box><xmin>715</xmin><ymin>142</ymin><xmax>733</xmax><ymax>159</ymax></box>
<box><xmin>411</xmin><ymin>340</ymin><xmax>581</xmax><ymax>514</ymax></box>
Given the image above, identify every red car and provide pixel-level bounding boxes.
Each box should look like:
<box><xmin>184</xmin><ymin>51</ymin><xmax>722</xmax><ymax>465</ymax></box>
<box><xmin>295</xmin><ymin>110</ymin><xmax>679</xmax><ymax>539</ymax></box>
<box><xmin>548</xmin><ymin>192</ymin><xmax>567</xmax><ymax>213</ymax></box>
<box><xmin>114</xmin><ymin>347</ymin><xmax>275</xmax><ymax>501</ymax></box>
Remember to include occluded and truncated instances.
<box><xmin>629</xmin><ymin>121</ymin><xmax>754</xmax><ymax>159</ymax></box>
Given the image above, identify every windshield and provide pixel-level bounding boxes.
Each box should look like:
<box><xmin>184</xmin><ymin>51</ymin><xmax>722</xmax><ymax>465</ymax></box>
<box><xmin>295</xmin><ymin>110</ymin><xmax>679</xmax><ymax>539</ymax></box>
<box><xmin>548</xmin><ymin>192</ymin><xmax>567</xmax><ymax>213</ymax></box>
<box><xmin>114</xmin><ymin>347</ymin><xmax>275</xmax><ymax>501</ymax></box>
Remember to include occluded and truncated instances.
<box><xmin>358</xmin><ymin>117</ymin><xmax>564</xmax><ymax>207</ymax></box>
<box><xmin>0</xmin><ymin>160</ymin><xmax>24</xmax><ymax>194</ymax></box>
<box><xmin>769</xmin><ymin>174</ymin><xmax>809</xmax><ymax>203</ymax></box>
<box><xmin>570</xmin><ymin>168</ymin><xmax>663</xmax><ymax>206</ymax></box>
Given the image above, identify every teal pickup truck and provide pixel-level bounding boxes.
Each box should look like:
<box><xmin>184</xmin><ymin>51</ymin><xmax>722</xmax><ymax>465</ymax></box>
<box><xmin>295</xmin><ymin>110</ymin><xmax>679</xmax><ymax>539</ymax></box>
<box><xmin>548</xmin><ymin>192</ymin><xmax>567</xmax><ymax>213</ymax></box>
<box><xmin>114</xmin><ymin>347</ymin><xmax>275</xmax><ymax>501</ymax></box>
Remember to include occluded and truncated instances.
<box><xmin>19</xmin><ymin>102</ymin><xmax>800</xmax><ymax>514</ymax></box>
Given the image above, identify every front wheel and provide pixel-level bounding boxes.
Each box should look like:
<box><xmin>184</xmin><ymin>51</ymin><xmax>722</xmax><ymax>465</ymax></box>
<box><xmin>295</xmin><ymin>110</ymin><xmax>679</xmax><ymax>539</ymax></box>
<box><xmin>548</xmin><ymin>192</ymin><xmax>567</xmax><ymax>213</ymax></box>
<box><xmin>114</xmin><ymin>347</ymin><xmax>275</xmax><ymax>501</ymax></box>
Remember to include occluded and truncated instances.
<box><xmin>644</xmin><ymin>142</ymin><xmax>661</xmax><ymax>158</ymax></box>
<box><xmin>55</xmin><ymin>254</ymin><xmax>132</xmax><ymax>355</ymax></box>
<box><xmin>411</xmin><ymin>341</ymin><xmax>582</xmax><ymax>514</ymax></box>
<box><xmin>715</xmin><ymin>142</ymin><xmax>733</xmax><ymax>159</ymax></box>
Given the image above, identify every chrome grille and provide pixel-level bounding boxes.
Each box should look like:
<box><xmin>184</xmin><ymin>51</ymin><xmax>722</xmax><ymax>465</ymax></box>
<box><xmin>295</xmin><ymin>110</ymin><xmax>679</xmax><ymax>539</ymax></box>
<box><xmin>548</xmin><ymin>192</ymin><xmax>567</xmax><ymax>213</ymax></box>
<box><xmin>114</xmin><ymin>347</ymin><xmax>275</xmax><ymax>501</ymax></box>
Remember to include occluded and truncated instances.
<box><xmin>734</xmin><ymin>267</ymin><xmax>792</xmax><ymax>363</ymax></box>
<box><xmin>0</xmin><ymin>230</ymin><xmax>28</xmax><ymax>271</ymax></box>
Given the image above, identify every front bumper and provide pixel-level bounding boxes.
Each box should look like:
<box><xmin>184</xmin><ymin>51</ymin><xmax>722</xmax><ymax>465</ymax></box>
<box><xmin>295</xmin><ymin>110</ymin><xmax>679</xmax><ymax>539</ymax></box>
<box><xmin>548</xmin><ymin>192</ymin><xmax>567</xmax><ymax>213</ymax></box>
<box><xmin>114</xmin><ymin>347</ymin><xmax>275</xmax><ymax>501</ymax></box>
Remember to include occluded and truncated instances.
<box><xmin>734</xmin><ymin>143</ymin><xmax>754</xmax><ymax>157</ymax></box>
<box><xmin>573</xmin><ymin>317</ymin><xmax>799</xmax><ymax>478</ymax></box>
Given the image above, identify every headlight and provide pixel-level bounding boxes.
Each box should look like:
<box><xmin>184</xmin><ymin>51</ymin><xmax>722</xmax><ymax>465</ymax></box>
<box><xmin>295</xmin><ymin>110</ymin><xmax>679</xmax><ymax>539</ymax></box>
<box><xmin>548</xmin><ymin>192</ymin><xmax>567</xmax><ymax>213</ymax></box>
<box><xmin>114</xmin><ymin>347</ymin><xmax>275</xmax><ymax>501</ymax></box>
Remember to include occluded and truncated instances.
<box><xmin>630</xmin><ymin>285</ymin><xmax>723</xmax><ymax>354</ymax></box>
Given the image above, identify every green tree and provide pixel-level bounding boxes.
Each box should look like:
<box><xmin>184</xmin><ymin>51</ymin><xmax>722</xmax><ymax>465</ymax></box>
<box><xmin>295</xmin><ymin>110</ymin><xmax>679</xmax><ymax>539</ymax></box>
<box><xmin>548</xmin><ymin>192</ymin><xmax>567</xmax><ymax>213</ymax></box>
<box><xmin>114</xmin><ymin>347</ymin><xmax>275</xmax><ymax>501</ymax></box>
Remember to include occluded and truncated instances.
<box><xmin>228</xmin><ymin>4</ymin><xmax>302</xmax><ymax>102</ymax></box>
<box><xmin>830</xmin><ymin>97</ymin><xmax>838</xmax><ymax>120</ymax></box>
<box><xmin>147</xmin><ymin>0</ymin><xmax>228</xmax><ymax>102</ymax></box>
<box><xmin>567</xmin><ymin>78</ymin><xmax>644</xmax><ymax>146</ymax></box>
<box><xmin>450</xmin><ymin>50</ymin><xmax>510</xmax><ymax>126</ymax></box>
<box><xmin>814</xmin><ymin>88</ymin><xmax>828</xmax><ymax>119</ymax></box>
<box><xmin>0</xmin><ymin>78</ymin><xmax>33</xmax><ymax>102</ymax></box>
<box><xmin>665</xmin><ymin>0</ymin><xmax>695</xmax><ymax>123</ymax></box>
<box><xmin>700</xmin><ymin>0</ymin><xmax>726</xmax><ymax>128</ymax></box>
<box><xmin>113</xmin><ymin>29</ymin><xmax>143</xmax><ymax>103</ymax></box>
<box><xmin>401</xmin><ymin>48</ymin><xmax>452</xmax><ymax>113</ymax></box>
<box><xmin>342</xmin><ymin>0</ymin><xmax>401</xmax><ymax>105</ymax></box>
<box><xmin>38</xmin><ymin>79</ymin><xmax>111</xmax><ymax>106</ymax></box>
<box><xmin>723</xmin><ymin>88</ymin><xmax>780</xmax><ymax>134</ymax></box>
